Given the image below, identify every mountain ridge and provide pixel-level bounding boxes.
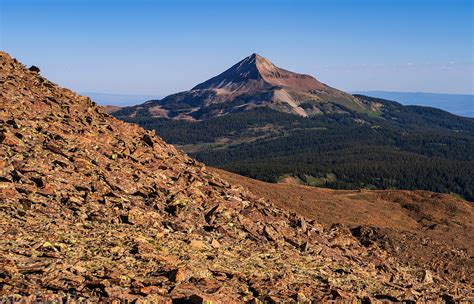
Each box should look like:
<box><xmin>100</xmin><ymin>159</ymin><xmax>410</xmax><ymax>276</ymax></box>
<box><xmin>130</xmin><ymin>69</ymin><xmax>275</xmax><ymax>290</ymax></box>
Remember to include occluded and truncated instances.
<box><xmin>352</xmin><ymin>91</ymin><xmax>474</xmax><ymax>117</ymax></box>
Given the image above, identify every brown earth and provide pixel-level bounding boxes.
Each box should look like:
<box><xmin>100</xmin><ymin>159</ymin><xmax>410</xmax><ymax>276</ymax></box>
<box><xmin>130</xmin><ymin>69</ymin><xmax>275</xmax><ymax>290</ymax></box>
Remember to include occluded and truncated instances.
<box><xmin>212</xmin><ymin>168</ymin><xmax>474</xmax><ymax>289</ymax></box>
<box><xmin>0</xmin><ymin>51</ymin><xmax>472</xmax><ymax>302</ymax></box>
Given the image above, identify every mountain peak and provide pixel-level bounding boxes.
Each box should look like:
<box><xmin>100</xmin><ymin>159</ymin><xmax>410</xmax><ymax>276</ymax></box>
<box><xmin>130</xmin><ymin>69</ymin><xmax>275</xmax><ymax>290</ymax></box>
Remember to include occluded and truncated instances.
<box><xmin>249</xmin><ymin>52</ymin><xmax>261</xmax><ymax>59</ymax></box>
<box><xmin>192</xmin><ymin>53</ymin><xmax>271</xmax><ymax>91</ymax></box>
<box><xmin>192</xmin><ymin>53</ymin><xmax>318</xmax><ymax>92</ymax></box>
<box><xmin>244</xmin><ymin>52</ymin><xmax>263</xmax><ymax>61</ymax></box>
<box><xmin>240</xmin><ymin>53</ymin><xmax>277</xmax><ymax>74</ymax></box>
<box><xmin>247</xmin><ymin>53</ymin><xmax>267</xmax><ymax>64</ymax></box>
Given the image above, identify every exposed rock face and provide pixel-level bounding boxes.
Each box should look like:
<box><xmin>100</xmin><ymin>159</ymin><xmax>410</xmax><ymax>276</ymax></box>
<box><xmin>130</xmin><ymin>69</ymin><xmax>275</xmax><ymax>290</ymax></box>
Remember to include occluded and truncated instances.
<box><xmin>114</xmin><ymin>54</ymin><xmax>379</xmax><ymax>120</ymax></box>
<box><xmin>0</xmin><ymin>51</ymin><xmax>469</xmax><ymax>302</ymax></box>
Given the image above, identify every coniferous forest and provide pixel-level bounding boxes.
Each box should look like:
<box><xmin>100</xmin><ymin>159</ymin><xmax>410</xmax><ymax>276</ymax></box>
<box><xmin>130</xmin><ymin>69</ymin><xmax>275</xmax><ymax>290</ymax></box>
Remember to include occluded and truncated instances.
<box><xmin>115</xmin><ymin>95</ymin><xmax>474</xmax><ymax>201</ymax></box>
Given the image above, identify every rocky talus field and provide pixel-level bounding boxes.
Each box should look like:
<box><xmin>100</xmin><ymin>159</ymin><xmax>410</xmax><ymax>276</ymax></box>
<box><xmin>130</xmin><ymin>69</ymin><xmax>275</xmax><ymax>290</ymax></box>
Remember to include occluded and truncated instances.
<box><xmin>0</xmin><ymin>51</ymin><xmax>472</xmax><ymax>302</ymax></box>
<box><xmin>213</xmin><ymin>169</ymin><xmax>474</xmax><ymax>294</ymax></box>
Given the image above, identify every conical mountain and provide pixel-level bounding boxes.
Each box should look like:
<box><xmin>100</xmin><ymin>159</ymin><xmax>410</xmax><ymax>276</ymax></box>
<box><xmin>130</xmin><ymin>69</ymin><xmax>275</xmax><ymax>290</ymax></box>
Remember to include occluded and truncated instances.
<box><xmin>193</xmin><ymin>53</ymin><xmax>330</xmax><ymax>92</ymax></box>
<box><xmin>192</xmin><ymin>53</ymin><xmax>270</xmax><ymax>91</ymax></box>
<box><xmin>115</xmin><ymin>54</ymin><xmax>379</xmax><ymax>120</ymax></box>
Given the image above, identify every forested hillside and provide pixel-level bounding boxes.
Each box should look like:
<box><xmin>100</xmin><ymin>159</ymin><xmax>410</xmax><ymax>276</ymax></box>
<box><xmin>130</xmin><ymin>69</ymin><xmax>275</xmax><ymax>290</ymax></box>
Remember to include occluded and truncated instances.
<box><xmin>115</xmin><ymin>96</ymin><xmax>474</xmax><ymax>201</ymax></box>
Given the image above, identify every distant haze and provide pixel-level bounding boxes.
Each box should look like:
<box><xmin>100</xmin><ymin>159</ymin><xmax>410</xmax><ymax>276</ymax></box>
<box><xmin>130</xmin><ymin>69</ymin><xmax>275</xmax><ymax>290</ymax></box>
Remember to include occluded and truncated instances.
<box><xmin>353</xmin><ymin>91</ymin><xmax>474</xmax><ymax>117</ymax></box>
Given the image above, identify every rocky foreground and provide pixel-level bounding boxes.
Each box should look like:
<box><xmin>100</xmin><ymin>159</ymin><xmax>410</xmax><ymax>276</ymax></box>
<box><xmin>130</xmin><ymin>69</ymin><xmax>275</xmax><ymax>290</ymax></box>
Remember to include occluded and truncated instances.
<box><xmin>0</xmin><ymin>52</ymin><xmax>471</xmax><ymax>302</ymax></box>
<box><xmin>213</xmin><ymin>168</ymin><xmax>474</xmax><ymax>291</ymax></box>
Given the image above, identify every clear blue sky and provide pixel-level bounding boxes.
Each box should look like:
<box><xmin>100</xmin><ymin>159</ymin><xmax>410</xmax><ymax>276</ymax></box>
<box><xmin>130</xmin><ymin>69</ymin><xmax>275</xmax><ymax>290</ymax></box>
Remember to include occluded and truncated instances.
<box><xmin>1</xmin><ymin>0</ymin><xmax>473</xmax><ymax>96</ymax></box>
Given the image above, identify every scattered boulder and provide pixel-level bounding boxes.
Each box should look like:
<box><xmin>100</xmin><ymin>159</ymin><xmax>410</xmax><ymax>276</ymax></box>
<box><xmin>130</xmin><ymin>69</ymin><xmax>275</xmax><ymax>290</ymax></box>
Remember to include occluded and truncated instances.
<box><xmin>28</xmin><ymin>65</ymin><xmax>40</xmax><ymax>73</ymax></box>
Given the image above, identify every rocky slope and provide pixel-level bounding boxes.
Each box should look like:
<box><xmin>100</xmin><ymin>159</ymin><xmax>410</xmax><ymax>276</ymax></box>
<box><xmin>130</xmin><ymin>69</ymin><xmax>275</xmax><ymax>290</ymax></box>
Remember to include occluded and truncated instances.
<box><xmin>213</xmin><ymin>168</ymin><xmax>474</xmax><ymax>289</ymax></box>
<box><xmin>0</xmin><ymin>51</ymin><xmax>470</xmax><ymax>302</ymax></box>
<box><xmin>114</xmin><ymin>54</ymin><xmax>379</xmax><ymax>120</ymax></box>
